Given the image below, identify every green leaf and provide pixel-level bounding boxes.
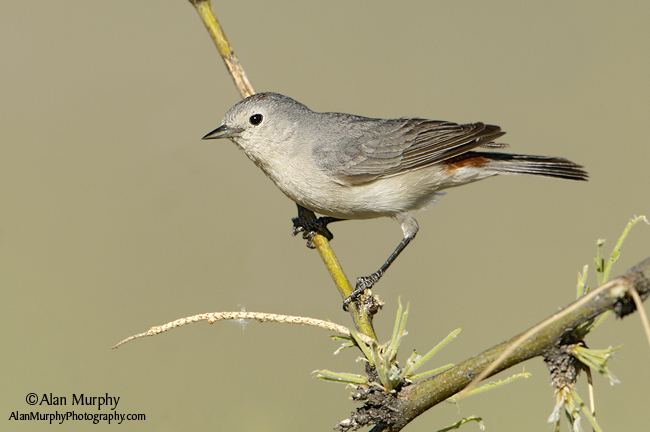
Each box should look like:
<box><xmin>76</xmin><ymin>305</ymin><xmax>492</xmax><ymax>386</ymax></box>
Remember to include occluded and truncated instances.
<box><xmin>404</xmin><ymin>328</ymin><xmax>461</xmax><ymax>377</ymax></box>
<box><xmin>571</xmin><ymin>389</ymin><xmax>604</xmax><ymax>432</ymax></box>
<box><xmin>408</xmin><ymin>363</ymin><xmax>454</xmax><ymax>381</ymax></box>
<box><xmin>386</xmin><ymin>298</ymin><xmax>409</xmax><ymax>364</ymax></box>
<box><xmin>576</xmin><ymin>264</ymin><xmax>589</xmax><ymax>297</ymax></box>
<box><xmin>333</xmin><ymin>340</ymin><xmax>355</xmax><ymax>355</ymax></box>
<box><xmin>349</xmin><ymin>330</ymin><xmax>376</xmax><ymax>366</ymax></box>
<box><xmin>601</xmin><ymin>215</ymin><xmax>648</xmax><ymax>282</ymax></box>
<box><xmin>571</xmin><ymin>345</ymin><xmax>621</xmax><ymax>385</ymax></box>
<box><xmin>435</xmin><ymin>416</ymin><xmax>484</xmax><ymax>432</ymax></box>
<box><xmin>595</xmin><ymin>238</ymin><xmax>606</xmax><ymax>285</ymax></box>
<box><xmin>313</xmin><ymin>369</ymin><xmax>368</xmax><ymax>385</ymax></box>
<box><xmin>374</xmin><ymin>345</ymin><xmax>393</xmax><ymax>390</ymax></box>
<box><xmin>448</xmin><ymin>371</ymin><xmax>531</xmax><ymax>402</ymax></box>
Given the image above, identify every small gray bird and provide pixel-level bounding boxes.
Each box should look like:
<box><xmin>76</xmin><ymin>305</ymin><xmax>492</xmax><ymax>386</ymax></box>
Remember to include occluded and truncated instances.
<box><xmin>203</xmin><ymin>92</ymin><xmax>587</xmax><ymax>307</ymax></box>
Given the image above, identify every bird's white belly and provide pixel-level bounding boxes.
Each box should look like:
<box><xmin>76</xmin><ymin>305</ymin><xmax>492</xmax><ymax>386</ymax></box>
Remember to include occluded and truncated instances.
<box><xmin>250</xmin><ymin>147</ymin><xmax>493</xmax><ymax>219</ymax></box>
<box><xmin>267</xmin><ymin>165</ymin><xmax>443</xmax><ymax>219</ymax></box>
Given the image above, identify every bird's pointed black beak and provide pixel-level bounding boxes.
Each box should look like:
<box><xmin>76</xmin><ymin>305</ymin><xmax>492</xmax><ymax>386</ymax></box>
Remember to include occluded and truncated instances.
<box><xmin>202</xmin><ymin>124</ymin><xmax>243</xmax><ymax>140</ymax></box>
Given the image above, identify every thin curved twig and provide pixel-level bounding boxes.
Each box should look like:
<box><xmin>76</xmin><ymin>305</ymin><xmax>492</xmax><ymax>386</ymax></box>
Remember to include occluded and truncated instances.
<box><xmin>113</xmin><ymin>310</ymin><xmax>373</xmax><ymax>349</ymax></box>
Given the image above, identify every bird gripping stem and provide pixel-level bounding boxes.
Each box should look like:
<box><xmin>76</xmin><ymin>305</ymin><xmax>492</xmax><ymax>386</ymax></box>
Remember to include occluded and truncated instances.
<box><xmin>188</xmin><ymin>0</ymin><xmax>377</xmax><ymax>343</ymax></box>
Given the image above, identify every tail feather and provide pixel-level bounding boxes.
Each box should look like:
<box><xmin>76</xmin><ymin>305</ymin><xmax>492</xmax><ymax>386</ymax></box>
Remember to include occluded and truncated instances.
<box><xmin>478</xmin><ymin>152</ymin><xmax>588</xmax><ymax>181</ymax></box>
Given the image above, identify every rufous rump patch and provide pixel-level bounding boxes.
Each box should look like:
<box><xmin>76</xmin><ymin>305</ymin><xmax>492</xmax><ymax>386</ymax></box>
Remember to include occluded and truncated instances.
<box><xmin>442</xmin><ymin>155</ymin><xmax>489</xmax><ymax>173</ymax></box>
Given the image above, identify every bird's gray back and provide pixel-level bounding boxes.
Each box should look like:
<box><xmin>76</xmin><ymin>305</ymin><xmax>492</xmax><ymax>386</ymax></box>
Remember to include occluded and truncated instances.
<box><xmin>309</xmin><ymin>112</ymin><xmax>504</xmax><ymax>184</ymax></box>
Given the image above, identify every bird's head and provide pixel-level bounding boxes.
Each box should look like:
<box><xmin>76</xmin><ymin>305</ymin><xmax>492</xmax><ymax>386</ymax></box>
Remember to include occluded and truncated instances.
<box><xmin>202</xmin><ymin>92</ymin><xmax>311</xmax><ymax>156</ymax></box>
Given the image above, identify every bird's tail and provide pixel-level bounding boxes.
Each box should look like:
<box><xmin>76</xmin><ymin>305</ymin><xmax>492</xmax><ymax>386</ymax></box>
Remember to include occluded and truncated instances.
<box><xmin>478</xmin><ymin>152</ymin><xmax>588</xmax><ymax>181</ymax></box>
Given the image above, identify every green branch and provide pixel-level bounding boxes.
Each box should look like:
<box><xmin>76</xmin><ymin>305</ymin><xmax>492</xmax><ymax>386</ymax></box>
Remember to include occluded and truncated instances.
<box><xmin>187</xmin><ymin>0</ymin><xmax>377</xmax><ymax>342</ymax></box>
<box><xmin>369</xmin><ymin>257</ymin><xmax>650</xmax><ymax>431</ymax></box>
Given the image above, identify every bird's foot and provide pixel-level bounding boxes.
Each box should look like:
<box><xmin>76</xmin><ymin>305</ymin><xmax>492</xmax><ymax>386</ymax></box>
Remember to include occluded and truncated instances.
<box><xmin>292</xmin><ymin>215</ymin><xmax>335</xmax><ymax>249</ymax></box>
<box><xmin>342</xmin><ymin>270</ymin><xmax>383</xmax><ymax>311</ymax></box>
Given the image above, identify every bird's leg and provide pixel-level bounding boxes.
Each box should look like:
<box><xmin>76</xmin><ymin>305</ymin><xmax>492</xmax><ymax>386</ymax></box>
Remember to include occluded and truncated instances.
<box><xmin>343</xmin><ymin>214</ymin><xmax>419</xmax><ymax>310</ymax></box>
<box><xmin>342</xmin><ymin>238</ymin><xmax>413</xmax><ymax>309</ymax></box>
<box><xmin>292</xmin><ymin>204</ymin><xmax>343</xmax><ymax>248</ymax></box>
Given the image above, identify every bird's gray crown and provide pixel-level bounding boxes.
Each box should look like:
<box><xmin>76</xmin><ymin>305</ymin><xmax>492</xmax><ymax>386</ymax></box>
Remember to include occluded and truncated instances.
<box><xmin>224</xmin><ymin>92</ymin><xmax>310</xmax><ymax>123</ymax></box>
<box><xmin>216</xmin><ymin>92</ymin><xmax>312</xmax><ymax>145</ymax></box>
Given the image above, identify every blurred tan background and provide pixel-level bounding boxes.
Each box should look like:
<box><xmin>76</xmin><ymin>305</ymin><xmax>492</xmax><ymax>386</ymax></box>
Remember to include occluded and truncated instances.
<box><xmin>2</xmin><ymin>1</ymin><xmax>649</xmax><ymax>431</ymax></box>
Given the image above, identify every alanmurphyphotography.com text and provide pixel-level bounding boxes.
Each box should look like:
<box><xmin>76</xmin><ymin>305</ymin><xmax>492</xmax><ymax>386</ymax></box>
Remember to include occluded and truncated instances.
<box><xmin>7</xmin><ymin>392</ymin><xmax>146</xmax><ymax>425</ymax></box>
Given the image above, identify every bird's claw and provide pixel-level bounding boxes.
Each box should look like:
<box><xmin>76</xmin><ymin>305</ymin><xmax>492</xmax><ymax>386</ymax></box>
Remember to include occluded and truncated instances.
<box><xmin>342</xmin><ymin>271</ymin><xmax>383</xmax><ymax>311</ymax></box>
<box><xmin>291</xmin><ymin>216</ymin><xmax>335</xmax><ymax>249</ymax></box>
<box><xmin>291</xmin><ymin>219</ymin><xmax>306</xmax><ymax>236</ymax></box>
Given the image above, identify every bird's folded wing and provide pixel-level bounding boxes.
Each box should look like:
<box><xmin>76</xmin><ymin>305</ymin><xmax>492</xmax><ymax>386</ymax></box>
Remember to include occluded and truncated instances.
<box><xmin>316</xmin><ymin>117</ymin><xmax>505</xmax><ymax>185</ymax></box>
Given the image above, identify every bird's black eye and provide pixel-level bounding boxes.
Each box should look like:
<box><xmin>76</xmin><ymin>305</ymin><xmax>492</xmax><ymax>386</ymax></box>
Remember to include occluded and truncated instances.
<box><xmin>249</xmin><ymin>114</ymin><xmax>263</xmax><ymax>125</ymax></box>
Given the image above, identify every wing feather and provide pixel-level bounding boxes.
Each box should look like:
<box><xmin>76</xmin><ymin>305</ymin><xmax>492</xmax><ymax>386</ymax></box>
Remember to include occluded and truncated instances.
<box><xmin>314</xmin><ymin>116</ymin><xmax>505</xmax><ymax>184</ymax></box>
